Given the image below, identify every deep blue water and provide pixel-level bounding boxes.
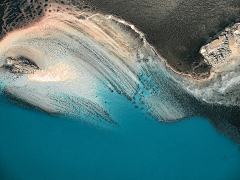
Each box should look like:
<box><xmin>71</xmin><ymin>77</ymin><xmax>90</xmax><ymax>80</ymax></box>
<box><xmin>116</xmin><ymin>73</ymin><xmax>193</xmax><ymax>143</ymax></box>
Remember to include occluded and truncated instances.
<box><xmin>0</xmin><ymin>94</ymin><xmax>240</xmax><ymax>180</ymax></box>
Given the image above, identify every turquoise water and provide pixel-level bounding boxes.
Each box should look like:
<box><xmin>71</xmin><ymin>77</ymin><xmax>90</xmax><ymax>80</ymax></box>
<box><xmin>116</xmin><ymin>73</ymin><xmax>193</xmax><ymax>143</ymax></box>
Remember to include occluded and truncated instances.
<box><xmin>0</xmin><ymin>94</ymin><xmax>240</xmax><ymax>180</ymax></box>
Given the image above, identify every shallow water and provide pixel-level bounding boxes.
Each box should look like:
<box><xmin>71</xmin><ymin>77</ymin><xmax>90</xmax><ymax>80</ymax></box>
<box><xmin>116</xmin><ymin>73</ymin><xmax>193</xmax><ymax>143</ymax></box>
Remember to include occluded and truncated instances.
<box><xmin>0</xmin><ymin>94</ymin><xmax>240</xmax><ymax>180</ymax></box>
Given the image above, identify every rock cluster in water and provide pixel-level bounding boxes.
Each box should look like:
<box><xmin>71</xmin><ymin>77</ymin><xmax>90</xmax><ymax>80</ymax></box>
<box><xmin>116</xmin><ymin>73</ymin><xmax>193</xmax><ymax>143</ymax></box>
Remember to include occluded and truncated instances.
<box><xmin>200</xmin><ymin>23</ymin><xmax>240</xmax><ymax>68</ymax></box>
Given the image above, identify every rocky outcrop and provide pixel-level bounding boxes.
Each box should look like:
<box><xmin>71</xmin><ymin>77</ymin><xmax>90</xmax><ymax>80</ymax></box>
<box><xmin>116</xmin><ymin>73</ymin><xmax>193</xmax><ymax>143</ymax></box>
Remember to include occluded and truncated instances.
<box><xmin>3</xmin><ymin>57</ymin><xmax>40</xmax><ymax>74</ymax></box>
<box><xmin>200</xmin><ymin>23</ymin><xmax>240</xmax><ymax>68</ymax></box>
